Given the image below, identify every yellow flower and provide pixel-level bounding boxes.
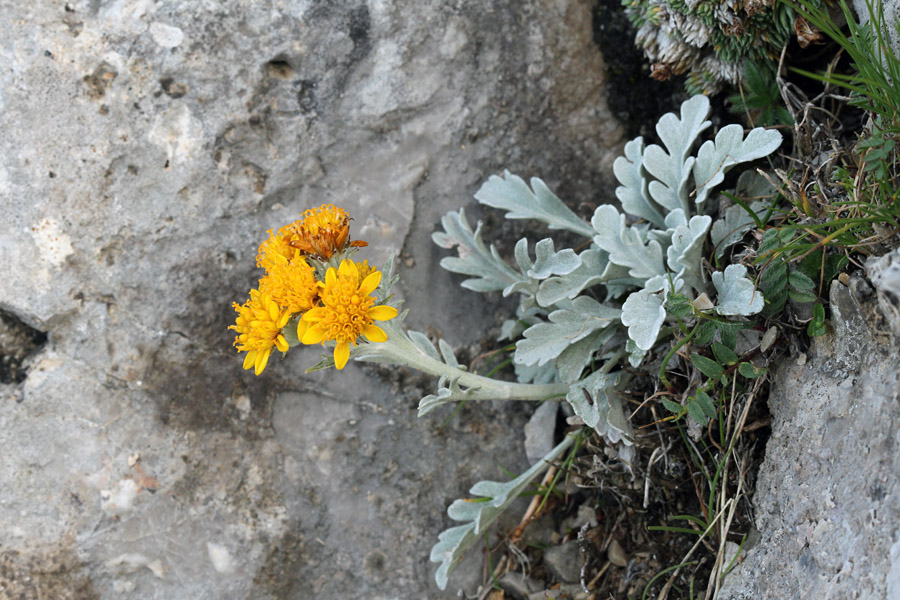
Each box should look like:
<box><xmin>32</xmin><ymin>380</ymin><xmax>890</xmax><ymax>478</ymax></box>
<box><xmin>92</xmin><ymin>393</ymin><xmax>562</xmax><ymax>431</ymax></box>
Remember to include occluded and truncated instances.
<box><xmin>300</xmin><ymin>259</ymin><xmax>398</xmax><ymax>370</ymax></box>
<box><xmin>259</xmin><ymin>254</ymin><xmax>318</xmax><ymax>315</ymax></box>
<box><xmin>229</xmin><ymin>290</ymin><xmax>291</xmax><ymax>375</ymax></box>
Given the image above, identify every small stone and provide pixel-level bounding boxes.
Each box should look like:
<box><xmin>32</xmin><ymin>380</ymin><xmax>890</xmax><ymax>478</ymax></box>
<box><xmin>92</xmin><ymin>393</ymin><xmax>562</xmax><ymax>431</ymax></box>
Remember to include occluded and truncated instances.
<box><xmin>760</xmin><ymin>326</ymin><xmax>779</xmax><ymax>353</ymax></box>
<box><xmin>607</xmin><ymin>538</ymin><xmax>628</xmax><ymax>567</ymax></box>
<box><xmin>498</xmin><ymin>572</ymin><xmax>542</xmax><ymax>599</ymax></box>
<box><xmin>524</xmin><ymin>401</ymin><xmax>558</xmax><ymax>464</ymax></box>
<box><xmin>543</xmin><ymin>540</ymin><xmax>583</xmax><ymax>583</ymax></box>
<box><xmin>127</xmin><ymin>452</ymin><xmax>140</xmax><ymax>467</ymax></box>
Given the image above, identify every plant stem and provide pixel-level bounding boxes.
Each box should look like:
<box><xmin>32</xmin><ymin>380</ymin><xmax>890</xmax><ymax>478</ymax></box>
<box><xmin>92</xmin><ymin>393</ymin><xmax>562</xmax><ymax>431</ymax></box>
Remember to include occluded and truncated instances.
<box><xmin>358</xmin><ymin>322</ymin><xmax>569</xmax><ymax>402</ymax></box>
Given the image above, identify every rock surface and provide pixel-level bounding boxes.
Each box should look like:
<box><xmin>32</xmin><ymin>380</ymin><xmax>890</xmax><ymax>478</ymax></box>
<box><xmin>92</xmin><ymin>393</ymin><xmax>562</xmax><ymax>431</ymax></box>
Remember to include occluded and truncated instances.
<box><xmin>719</xmin><ymin>279</ymin><xmax>900</xmax><ymax>600</ymax></box>
<box><xmin>0</xmin><ymin>1</ymin><xmax>625</xmax><ymax>599</ymax></box>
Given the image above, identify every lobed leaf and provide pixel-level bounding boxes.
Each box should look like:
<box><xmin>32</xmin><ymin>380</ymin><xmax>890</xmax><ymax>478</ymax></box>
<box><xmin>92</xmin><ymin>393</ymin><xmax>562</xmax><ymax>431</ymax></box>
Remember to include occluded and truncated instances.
<box><xmin>614</xmin><ymin>137</ymin><xmax>666</xmax><ymax>227</ymax></box>
<box><xmin>433</xmin><ymin>209</ymin><xmax>527</xmax><ymax>293</ymax></box>
<box><xmin>431</xmin><ymin>434</ymin><xmax>577</xmax><ymax>589</ymax></box>
<box><xmin>515</xmin><ymin>297</ymin><xmax>622</xmax><ymax>367</ymax></box>
<box><xmin>591</xmin><ymin>205</ymin><xmax>666</xmax><ymax>281</ymax></box>
<box><xmin>692</xmin><ymin>125</ymin><xmax>783</xmax><ymax>207</ymax></box>
<box><xmin>643</xmin><ymin>95</ymin><xmax>712</xmax><ymax>214</ymax></box>
<box><xmin>712</xmin><ymin>264</ymin><xmax>765</xmax><ymax>316</ymax></box>
<box><xmin>474</xmin><ymin>171</ymin><xmax>595</xmax><ymax>238</ymax></box>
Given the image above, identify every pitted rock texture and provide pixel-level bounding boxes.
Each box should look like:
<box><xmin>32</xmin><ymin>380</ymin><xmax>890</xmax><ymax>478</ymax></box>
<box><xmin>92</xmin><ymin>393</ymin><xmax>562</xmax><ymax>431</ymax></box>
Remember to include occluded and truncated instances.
<box><xmin>719</xmin><ymin>281</ymin><xmax>900</xmax><ymax>600</ymax></box>
<box><xmin>0</xmin><ymin>1</ymin><xmax>625</xmax><ymax>598</ymax></box>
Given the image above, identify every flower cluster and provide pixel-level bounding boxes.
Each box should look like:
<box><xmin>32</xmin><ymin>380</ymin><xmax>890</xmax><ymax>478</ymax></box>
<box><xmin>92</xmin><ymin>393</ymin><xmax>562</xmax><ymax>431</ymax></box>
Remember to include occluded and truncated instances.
<box><xmin>229</xmin><ymin>204</ymin><xmax>397</xmax><ymax>374</ymax></box>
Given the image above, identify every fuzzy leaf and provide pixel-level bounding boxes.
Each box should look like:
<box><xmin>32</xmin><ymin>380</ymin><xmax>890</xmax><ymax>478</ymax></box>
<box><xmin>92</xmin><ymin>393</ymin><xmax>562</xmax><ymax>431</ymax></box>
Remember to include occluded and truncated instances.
<box><xmin>566</xmin><ymin>370</ymin><xmax>633</xmax><ymax>444</ymax></box>
<box><xmin>433</xmin><ymin>209</ymin><xmax>526</xmax><ymax>293</ymax></box>
<box><xmin>431</xmin><ymin>435</ymin><xmax>577</xmax><ymax>590</ymax></box>
<box><xmin>408</xmin><ymin>330</ymin><xmax>441</xmax><ymax>361</ymax></box>
<box><xmin>556</xmin><ymin>326</ymin><xmax>618</xmax><ymax>384</ymax></box>
<box><xmin>692</xmin><ymin>125</ymin><xmax>782</xmax><ymax>206</ymax></box>
<box><xmin>643</xmin><ymin>95</ymin><xmax>712</xmax><ymax>214</ymax></box>
<box><xmin>591</xmin><ymin>205</ymin><xmax>665</xmax><ymax>281</ymax></box>
<box><xmin>527</xmin><ymin>238</ymin><xmax>581</xmax><ymax>279</ymax></box>
<box><xmin>515</xmin><ymin>297</ymin><xmax>622</xmax><ymax>367</ymax></box>
<box><xmin>621</xmin><ymin>275</ymin><xmax>673</xmax><ymax>351</ymax></box>
<box><xmin>626</xmin><ymin>338</ymin><xmax>646</xmax><ymax>367</ymax></box>
<box><xmin>614</xmin><ymin>137</ymin><xmax>666</xmax><ymax>227</ymax></box>
<box><xmin>667</xmin><ymin>215</ymin><xmax>712</xmax><ymax>293</ymax></box>
<box><xmin>536</xmin><ymin>248</ymin><xmax>608</xmax><ymax>307</ymax></box>
<box><xmin>474</xmin><ymin>171</ymin><xmax>595</xmax><ymax>238</ymax></box>
<box><xmin>712</xmin><ymin>264</ymin><xmax>764</xmax><ymax>316</ymax></box>
<box><xmin>514</xmin><ymin>361</ymin><xmax>559</xmax><ymax>385</ymax></box>
<box><xmin>711</xmin><ymin>200</ymin><xmax>768</xmax><ymax>258</ymax></box>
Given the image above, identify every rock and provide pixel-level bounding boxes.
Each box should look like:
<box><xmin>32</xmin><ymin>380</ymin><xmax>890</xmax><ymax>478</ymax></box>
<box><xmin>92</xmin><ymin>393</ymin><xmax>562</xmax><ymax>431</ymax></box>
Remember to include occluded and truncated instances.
<box><xmin>524</xmin><ymin>401</ymin><xmax>559</xmax><ymax>464</ymax></box>
<box><xmin>498</xmin><ymin>572</ymin><xmax>542</xmax><ymax>599</ymax></box>
<box><xmin>607</xmin><ymin>538</ymin><xmax>628</xmax><ymax>568</ymax></box>
<box><xmin>718</xmin><ymin>283</ymin><xmax>900</xmax><ymax>599</ymax></box>
<box><xmin>0</xmin><ymin>1</ymin><xmax>626</xmax><ymax>599</ymax></box>
<box><xmin>866</xmin><ymin>247</ymin><xmax>900</xmax><ymax>334</ymax></box>
<box><xmin>543</xmin><ymin>540</ymin><xmax>583</xmax><ymax>584</ymax></box>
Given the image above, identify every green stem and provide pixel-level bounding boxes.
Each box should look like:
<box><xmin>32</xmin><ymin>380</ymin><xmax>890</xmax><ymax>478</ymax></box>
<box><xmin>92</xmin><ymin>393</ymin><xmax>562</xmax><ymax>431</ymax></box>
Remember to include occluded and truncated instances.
<box><xmin>659</xmin><ymin>322</ymin><xmax>699</xmax><ymax>389</ymax></box>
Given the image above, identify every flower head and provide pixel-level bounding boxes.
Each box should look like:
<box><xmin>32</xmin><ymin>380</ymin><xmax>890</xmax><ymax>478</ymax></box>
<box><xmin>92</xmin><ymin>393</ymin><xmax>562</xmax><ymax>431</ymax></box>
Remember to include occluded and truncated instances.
<box><xmin>283</xmin><ymin>204</ymin><xmax>369</xmax><ymax>260</ymax></box>
<box><xmin>258</xmin><ymin>254</ymin><xmax>318</xmax><ymax>315</ymax></box>
<box><xmin>229</xmin><ymin>290</ymin><xmax>291</xmax><ymax>375</ymax></box>
<box><xmin>300</xmin><ymin>259</ymin><xmax>398</xmax><ymax>369</ymax></box>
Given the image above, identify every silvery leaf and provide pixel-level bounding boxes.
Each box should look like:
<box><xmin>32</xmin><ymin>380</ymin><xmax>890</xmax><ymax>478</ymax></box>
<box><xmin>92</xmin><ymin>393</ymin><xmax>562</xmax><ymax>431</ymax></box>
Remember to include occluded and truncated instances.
<box><xmin>591</xmin><ymin>204</ymin><xmax>665</xmax><ymax>281</ymax></box>
<box><xmin>711</xmin><ymin>200</ymin><xmax>768</xmax><ymax>258</ymax></box>
<box><xmin>642</xmin><ymin>95</ymin><xmax>712</xmax><ymax>214</ymax></box>
<box><xmin>621</xmin><ymin>274</ymin><xmax>673</xmax><ymax>351</ymax></box>
<box><xmin>556</xmin><ymin>326</ymin><xmax>618</xmax><ymax>384</ymax></box>
<box><xmin>515</xmin><ymin>296</ymin><xmax>622</xmax><ymax>367</ymax></box>
<box><xmin>712</xmin><ymin>264</ymin><xmax>765</xmax><ymax>316</ymax></box>
<box><xmin>515</xmin><ymin>360</ymin><xmax>559</xmax><ymax>384</ymax></box>
<box><xmin>626</xmin><ymin>338</ymin><xmax>645</xmax><ymax>367</ymax></box>
<box><xmin>566</xmin><ymin>370</ymin><xmax>633</xmax><ymax>444</ymax></box>
<box><xmin>474</xmin><ymin>171</ymin><xmax>595</xmax><ymax>238</ymax></box>
<box><xmin>431</xmin><ymin>435</ymin><xmax>577</xmax><ymax>589</ymax></box>
<box><xmin>667</xmin><ymin>215</ymin><xmax>712</xmax><ymax>294</ymax></box>
<box><xmin>526</xmin><ymin>238</ymin><xmax>581</xmax><ymax>279</ymax></box>
<box><xmin>536</xmin><ymin>248</ymin><xmax>612</xmax><ymax>307</ymax></box>
<box><xmin>433</xmin><ymin>208</ymin><xmax>527</xmax><ymax>293</ymax></box>
<box><xmin>498</xmin><ymin>305</ymin><xmax>543</xmax><ymax>341</ymax></box>
<box><xmin>614</xmin><ymin>137</ymin><xmax>666</xmax><ymax>227</ymax></box>
<box><xmin>692</xmin><ymin>124</ymin><xmax>782</xmax><ymax>207</ymax></box>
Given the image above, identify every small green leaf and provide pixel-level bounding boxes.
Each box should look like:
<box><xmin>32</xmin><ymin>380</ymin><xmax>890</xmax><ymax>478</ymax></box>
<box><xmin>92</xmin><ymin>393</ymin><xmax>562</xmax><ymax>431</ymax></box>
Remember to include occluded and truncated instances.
<box><xmin>788</xmin><ymin>289</ymin><xmax>817</xmax><ymax>304</ymax></box>
<box><xmin>738</xmin><ymin>362</ymin><xmax>767</xmax><ymax>378</ymax></box>
<box><xmin>807</xmin><ymin>303</ymin><xmax>827</xmax><ymax>337</ymax></box>
<box><xmin>691</xmin><ymin>354</ymin><xmax>725</xmax><ymax>378</ymax></box>
<box><xmin>718</xmin><ymin>324</ymin><xmax>738</xmax><ymax>351</ymax></box>
<box><xmin>662</xmin><ymin>399</ymin><xmax>685</xmax><ymax>415</ymax></box>
<box><xmin>694</xmin><ymin>390</ymin><xmax>717</xmax><ymax>418</ymax></box>
<box><xmin>687</xmin><ymin>400</ymin><xmax>710</xmax><ymax>425</ymax></box>
<box><xmin>711</xmin><ymin>342</ymin><xmax>739</xmax><ymax>365</ymax></box>
<box><xmin>666</xmin><ymin>293</ymin><xmax>694</xmax><ymax>318</ymax></box>
<box><xmin>788</xmin><ymin>270</ymin><xmax>816</xmax><ymax>290</ymax></box>
<box><xmin>694</xmin><ymin>320</ymin><xmax>718</xmax><ymax>346</ymax></box>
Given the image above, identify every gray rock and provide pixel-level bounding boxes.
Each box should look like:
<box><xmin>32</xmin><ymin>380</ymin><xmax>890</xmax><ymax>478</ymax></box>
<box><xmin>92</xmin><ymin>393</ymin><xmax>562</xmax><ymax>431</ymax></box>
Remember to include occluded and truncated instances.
<box><xmin>543</xmin><ymin>540</ymin><xmax>583</xmax><ymax>584</ymax></box>
<box><xmin>0</xmin><ymin>1</ymin><xmax>625</xmax><ymax>599</ymax></box>
<box><xmin>499</xmin><ymin>571</ymin><xmax>542</xmax><ymax>600</ymax></box>
<box><xmin>867</xmin><ymin>247</ymin><xmax>900</xmax><ymax>334</ymax></box>
<box><xmin>524</xmin><ymin>400</ymin><xmax>559</xmax><ymax>464</ymax></box>
<box><xmin>718</xmin><ymin>282</ymin><xmax>900</xmax><ymax>600</ymax></box>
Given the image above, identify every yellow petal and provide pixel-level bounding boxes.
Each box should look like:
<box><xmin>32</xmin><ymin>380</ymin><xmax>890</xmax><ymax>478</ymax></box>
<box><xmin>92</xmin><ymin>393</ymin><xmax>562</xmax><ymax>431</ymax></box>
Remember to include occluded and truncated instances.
<box><xmin>368</xmin><ymin>305</ymin><xmax>398</xmax><ymax>321</ymax></box>
<box><xmin>277</xmin><ymin>311</ymin><xmax>291</xmax><ymax>328</ymax></box>
<box><xmin>303</xmin><ymin>306</ymin><xmax>326</xmax><ymax>322</ymax></box>
<box><xmin>325</xmin><ymin>266</ymin><xmax>337</xmax><ymax>286</ymax></box>
<box><xmin>362</xmin><ymin>324</ymin><xmax>387</xmax><ymax>343</ymax></box>
<box><xmin>275</xmin><ymin>334</ymin><xmax>289</xmax><ymax>353</ymax></box>
<box><xmin>242</xmin><ymin>350</ymin><xmax>257</xmax><ymax>370</ymax></box>
<box><xmin>333</xmin><ymin>342</ymin><xmax>350</xmax><ymax>370</ymax></box>
<box><xmin>359</xmin><ymin>271</ymin><xmax>382</xmax><ymax>296</ymax></box>
<box><xmin>302</xmin><ymin>325</ymin><xmax>327</xmax><ymax>345</ymax></box>
<box><xmin>267</xmin><ymin>299</ymin><xmax>280</xmax><ymax>322</ymax></box>
<box><xmin>297</xmin><ymin>318</ymin><xmax>310</xmax><ymax>340</ymax></box>
<box><xmin>255</xmin><ymin>348</ymin><xmax>272</xmax><ymax>375</ymax></box>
